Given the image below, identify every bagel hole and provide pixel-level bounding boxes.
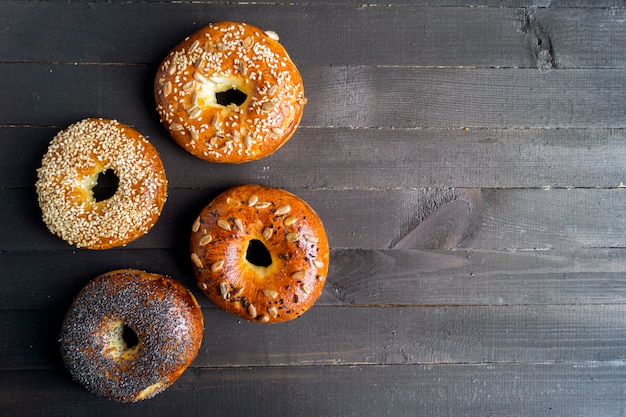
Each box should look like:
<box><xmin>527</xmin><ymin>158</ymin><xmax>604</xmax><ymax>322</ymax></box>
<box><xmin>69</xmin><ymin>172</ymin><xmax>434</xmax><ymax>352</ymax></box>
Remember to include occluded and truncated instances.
<box><xmin>122</xmin><ymin>324</ymin><xmax>139</xmax><ymax>350</ymax></box>
<box><xmin>246</xmin><ymin>239</ymin><xmax>272</xmax><ymax>268</ymax></box>
<box><xmin>215</xmin><ymin>88</ymin><xmax>247</xmax><ymax>107</ymax></box>
<box><xmin>92</xmin><ymin>169</ymin><xmax>119</xmax><ymax>202</ymax></box>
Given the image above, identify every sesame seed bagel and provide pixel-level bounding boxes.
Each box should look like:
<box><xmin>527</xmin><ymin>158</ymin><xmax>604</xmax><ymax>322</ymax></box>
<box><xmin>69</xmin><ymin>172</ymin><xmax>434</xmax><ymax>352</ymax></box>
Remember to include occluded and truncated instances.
<box><xmin>191</xmin><ymin>184</ymin><xmax>329</xmax><ymax>323</ymax></box>
<box><xmin>35</xmin><ymin>118</ymin><xmax>167</xmax><ymax>249</ymax></box>
<box><xmin>59</xmin><ymin>269</ymin><xmax>204</xmax><ymax>403</ymax></box>
<box><xmin>154</xmin><ymin>21</ymin><xmax>306</xmax><ymax>163</ymax></box>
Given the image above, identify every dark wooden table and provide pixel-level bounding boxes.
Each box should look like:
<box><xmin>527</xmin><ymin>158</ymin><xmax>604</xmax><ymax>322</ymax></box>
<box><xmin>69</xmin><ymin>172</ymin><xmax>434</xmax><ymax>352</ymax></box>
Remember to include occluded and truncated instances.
<box><xmin>2</xmin><ymin>1</ymin><xmax>626</xmax><ymax>415</ymax></box>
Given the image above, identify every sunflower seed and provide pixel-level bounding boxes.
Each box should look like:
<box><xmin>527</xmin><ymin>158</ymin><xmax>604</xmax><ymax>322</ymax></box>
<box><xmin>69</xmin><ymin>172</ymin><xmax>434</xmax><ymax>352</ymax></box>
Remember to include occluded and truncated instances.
<box><xmin>247</xmin><ymin>303</ymin><xmax>257</xmax><ymax>318</ymax></box>
<box><xmin>259</xmin><ymin>314</ymin><xmax>270</xmax><ymax>323</ymax></box>
<box><xmin>199</xmin><ymin>234</ymin><xmax>212</xmax><ymax>246</ymax></box>
<box><xmin>268</xmin><ymin>305</ymin><xmax>278</xmax><ymax>318</ymax></box>
<box><xmin>262</xmin><ymin>101</ymin><xmax>277</xmax><ymax>112</ymax></box>
<box><xmin>263</xmin><ymin>289</ymin><xmax>278</xmax><ymax>299</ymax></box>
<box><xmin>313</xmin><ymin>260</ymin><xmax>324</xmax><ymax>269</ymax></box>
<box><xmin>262</xmin><ymin>227</ymin><xmax>273</xmax><ymax>240</ymax></box>
<box><xmin>283</xmin><ymin>216</ymin><xmax>297</xmax><ymax>226</ymax></box>
<box><xmin>211</xmin><ymin>114</ymin><xmax>220</xmax><ymax>128</ymax></box>
<box><xmin>191</xmin><ymin>253</ymin><xmax>203</xmax><ymax>268</ymax></box>
<box><xmin>255</xmin><ymin>202</ymin><xmax>272</xmax><ymax>209</ymax></box>
<box><xmin>162</xmin><ymin>81</ymin><xmax>172</xmax><ymax>97</ymax></box>
<box><xmin>188</xmin><ymin>107</ymin><xmax>202</xmax><ymax>120</ymax></box>
<box><xmin>189</xmin><ymin>126</ymin><xmax>199</xmax><ymax>141</ymax></box>
<box><xmin>209</xmin><ymin>75</ymin><xmax>224</xmax><ymax>84</ymax></box>
<box><xmin>272</xmin><ymin>127</ymin><xmax>285</xmax><ymax>135</ymax></box>
<box><xmin>291</xmin><ymin>271</ymin><xmax>306</xmax><ymax>280</ymax></box>
<box><xmin>183</xmin><ymin>80</ymin><xmax>195</xmax><ymax>92</ymax></box>
<box><xmin>211</xmin><ymin>259</ymin><xmax>225</xmax><ymax>272</ymax></box>
<box><xmin>275</xmin><ymin>205</ymin><xmax>291</xmax><ymax>216</ymax></box>
<box><xmin>248</xmin><ymin>195</ymin><xmax>259</xmax><ymax>206</ymax></box>
<box><xmin>193</xmin><ymin>71</ymin><xmax>211</xmax><ymax>85</ymax></box>
<box><xmin>305</xmin><ymin>235</ymin><xmax>319</xmax><ymax>244</ymax></box>
<box><xmin>243</xmin><ymin>135</ymin><xmax>253</xmax><ymax>150</ymax></box>
<box><xmin>188</xmin><ymin>39</ymin><xmax>200</xmax><ymax>53</ymax></box>
<box><xmin>267</xmin><ymin>85</ymin><xmax>278</xmax><ymax>97</ymax></box>
<box><xmin>234</xmin><ymin>218</ymin><xmax>244</xmax><ymax>232</ymax></box>
<box><xmin>233</xmin><ymin>286</ymin><xmax>245</xmax><ymax>297</ymax></box>
<box><xmin>167</xmin><ymin>63</ymin><xmax>177</xmax><ymax>75</ymax></box>
<box><xmin>317</xmin><ymin>275</ymin><xmax>326</xmax><ymax>282</ymax></box>
<box><xmin>192</xmin><ymin>216</ymin><xmax>201</xmax><ymax>232</ymax></box>
<box><xmin>286</xmin><ymin>233</ymin><xmax>299</xmax><ymax>242</ymax></box>
<box><xmin>242</xmin><ymin>35</ymin><xmax>254</xmax><ymax>49</ymax></box>
<box><xmin>220</xmin><ymin>282</ymin><xmax>229</xmax><ymax>297</ymax></box>
<box><xmin>301</xmin><ymin>283</ymin><xmax>311</xmax><ymax>294</ymax></box>
<box><xmin>237</xmin><ymin>61</ymin><xmax>247</xmax><ymax>76</ymax></box>
<box><xmin>265</xmin><ymin>30</ymin><xmax>280</xmax><ymax>41</ymax></box>
<box><xmin>170</xmin><ymin>123</ymin><xmax>184</xmax><ymax>131</ymax></box>
<box><xmin>217</xmin><ymin>219</ymin><xmax>231</xmax><ymax>231</ymax></box>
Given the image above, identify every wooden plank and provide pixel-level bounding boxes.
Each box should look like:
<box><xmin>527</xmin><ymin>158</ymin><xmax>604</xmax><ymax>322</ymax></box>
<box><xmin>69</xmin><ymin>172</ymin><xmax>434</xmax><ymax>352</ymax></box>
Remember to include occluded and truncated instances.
<box><xmin>3</xmin><ymin>247</ymin><xmax>626</xmax><ymax>310</ymax></box>
<box><xmin>2</xmin><ymin>3</ymin><xmax>624</xmax><ymax>68</ymax></box>
<box><xmin>7</xmin><ymin>126</ymin><xmax>626</xmax><ymax>189</ymax></box>
<box><xmin>1</xmin><ymin>364</ymin><xmax>624</xmax><ymax>416</ymax></box>
<box><xmin>468</xmin><ymin>188</ymin><xmax>626</xmax><ymax>250</ymax></box>
<box><xmin>2</xmin><ymin>64</ymin><xmax>625</xmax><ymax>128</ymax></box>
<box><xmin>538</xmin><ymin>7</ymin><xmax>626</xmax><ymax>69</ymax></box>
<box><xmin>330</xmin><ymin>248</ymin><xmax>626</xmax><ymax>306</ymax></box>
<box><xmin>0</xmin><ymin>187</ymin><xmax>458</xmax><ymax>252</ymax></box>
<box><xmin>4</xmin><ymin>304</ymin><xmax>626</xmax><ymax>370</ymax></box>
<box><xmin>4</xmin><ymin>188</ymin><xmax>626</xmax><ymax>252</ymax></box>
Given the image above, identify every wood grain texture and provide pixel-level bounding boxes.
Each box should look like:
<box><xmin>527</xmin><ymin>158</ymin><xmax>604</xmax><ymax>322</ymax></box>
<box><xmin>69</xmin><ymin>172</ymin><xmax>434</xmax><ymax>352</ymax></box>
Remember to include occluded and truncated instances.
<box><xmin>5</xmin><ymin>248</ymin><xmax>626</xmax><ymax>310</ymax></box>
<box><xmin>1</xmin><ymin>364</ymin><xmax>625</xmax><ymax>417</ymax></box>
<box><xmin>2</xmin><ymin>1</ymin><xmax>626</xmax><ymax>415</ymax></box>
<box><xmin>6</xmin><ymin>126</ymin><xmax>626</xmax><ymax>189</ymax></box>
<box><xmin>2</xmin><ymin>3</ymin><xmax>625</xmax><ymax>68</ymax></box>
<box><xmin>2</xmin><ymin>64</ymin><xmax>625</xmax><ymax>128</ymax></box>
<box><xmin>3</xmin><ymin>304</ymin><xmax>626</xmax><ymax>370</ymax></box>
<box><xmin>4</xmin><ymin>188</ymin><xmax>625</xmax><ymax>252</ymax></box>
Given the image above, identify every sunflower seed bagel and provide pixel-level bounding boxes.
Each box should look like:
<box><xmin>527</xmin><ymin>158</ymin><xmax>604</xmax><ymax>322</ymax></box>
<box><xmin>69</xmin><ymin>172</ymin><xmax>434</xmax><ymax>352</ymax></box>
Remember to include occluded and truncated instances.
<box><xmin>154</xmin><ymin>21</ymin><xmax>306</xmax><ymax>163</ymax></box>
<box><xmin>190</xmin><ymin>184</ymin><xmax>329</xmax><ymax>323</ymax></box>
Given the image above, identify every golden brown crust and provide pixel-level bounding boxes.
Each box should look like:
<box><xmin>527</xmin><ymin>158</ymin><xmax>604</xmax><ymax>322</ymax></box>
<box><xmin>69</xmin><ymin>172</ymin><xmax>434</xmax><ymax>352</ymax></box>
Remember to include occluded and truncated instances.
<box><xmin>154</xmin><ymin>21</ymin><xmax>306</xmax><ymax>163</ymax></box>
<box><xmin>191</xmin><ymin>184</ymin><xmax>329</xmax><ymax>323</ymax></box>
<box><xmin>35</xmin><ymin>118</ymin><xmax>168</xmax><ymax>250</ymax></box>
<box><xmin>59</xmin><ymin>269</ymin><xmax>204</xmax><ymax>402</ymax></box>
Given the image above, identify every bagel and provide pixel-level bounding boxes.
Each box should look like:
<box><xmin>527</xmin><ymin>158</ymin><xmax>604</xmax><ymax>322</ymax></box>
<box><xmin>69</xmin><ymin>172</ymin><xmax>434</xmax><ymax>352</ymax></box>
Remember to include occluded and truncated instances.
<box><xmin>155</xmin><ymin>21</ymin><xmax>306</xmax><ymax>163</ymax></box>
<box><xmin>190</xmin><ymin>184</ymin><xmax>329</xmax><ymax>323</ymax></box>
<box><xmin>59</xmin><ymin>269</ymin><xmax>204</xmax><ymax>402</ymax></box>
<box><xmin>35</xmin><ymin>118</ymin><xmax>167</xmax><ymax>249</ymax></box>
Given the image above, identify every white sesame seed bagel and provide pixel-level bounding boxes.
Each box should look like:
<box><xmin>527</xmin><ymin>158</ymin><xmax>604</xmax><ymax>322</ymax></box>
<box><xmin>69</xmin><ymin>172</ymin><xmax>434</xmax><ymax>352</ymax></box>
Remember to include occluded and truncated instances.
<box><xmin>59</xmin><ymin>269</ymin><xmax>204</xmax><ymax>402</ymax></box>
<box><xmin>35</xmin><ymin>118</ymin><xmax>168</xmax><ymax>250</ymax></box>
<box><xmin>154</xmin><ymin>21</ymin><xmax>306</xmax><ymax>163</ymax></box>
<box><xmin>190</xmin><ymin>184</ymin><xmax>329</xmax><ymax>323</ymax></box>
